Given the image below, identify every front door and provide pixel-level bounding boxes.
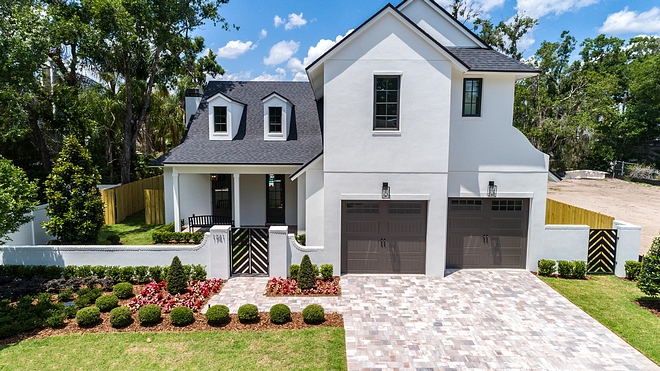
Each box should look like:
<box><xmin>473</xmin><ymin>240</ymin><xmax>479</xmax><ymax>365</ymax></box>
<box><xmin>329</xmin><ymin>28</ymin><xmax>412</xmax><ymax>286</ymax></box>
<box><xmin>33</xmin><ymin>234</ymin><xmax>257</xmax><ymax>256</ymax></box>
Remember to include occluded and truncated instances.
<box><xmin>212</xmin><ymin>174</ymin><xmax>232</xmax><ymax>224</ymax></box>
<box><xmin>266</xmin><ymin>174</ymin><xmax>285</xmax><ymax>224</ymax></box>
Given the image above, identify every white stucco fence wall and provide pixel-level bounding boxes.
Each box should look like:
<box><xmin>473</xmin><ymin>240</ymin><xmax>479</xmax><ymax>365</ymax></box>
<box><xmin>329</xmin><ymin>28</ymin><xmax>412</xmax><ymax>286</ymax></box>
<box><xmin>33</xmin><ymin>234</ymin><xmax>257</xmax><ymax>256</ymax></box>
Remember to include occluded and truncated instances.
<box><xmin>614</xmin><ymin>220</ymin><xmax>642</xmax><ymax>277</ymax></box>
<box><xmin>4</xmin><ymin>204</ymin><xmax>53</xmax><ymax>246</ymax></box>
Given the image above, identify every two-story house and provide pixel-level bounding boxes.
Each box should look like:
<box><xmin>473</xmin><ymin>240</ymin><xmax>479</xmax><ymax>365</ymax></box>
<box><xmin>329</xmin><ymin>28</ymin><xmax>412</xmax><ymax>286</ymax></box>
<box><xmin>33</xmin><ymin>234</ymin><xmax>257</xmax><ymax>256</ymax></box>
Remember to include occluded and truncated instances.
<box><xmin>152</xmin><ymin>0</ymin><xmax>548</xmax><ymax>277</ymax></box>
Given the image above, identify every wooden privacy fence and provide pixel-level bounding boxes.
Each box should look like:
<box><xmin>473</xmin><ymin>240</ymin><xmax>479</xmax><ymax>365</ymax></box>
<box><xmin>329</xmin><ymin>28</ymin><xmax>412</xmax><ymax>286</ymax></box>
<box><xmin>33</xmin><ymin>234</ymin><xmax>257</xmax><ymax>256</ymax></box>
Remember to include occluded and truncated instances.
<box><xmin>144</xmin><ymin>189</ymin><xmax>165</xmax><ymax>225</ymax></box>
<box><xmin>545</xmin><ymin>198</ymin><xmax>614</xmax><ymax>229</ymax></box>
<box><xmin>100</xmin><ymin>175</ymin><xmax>164</xmax><ymax>224</ymax></box>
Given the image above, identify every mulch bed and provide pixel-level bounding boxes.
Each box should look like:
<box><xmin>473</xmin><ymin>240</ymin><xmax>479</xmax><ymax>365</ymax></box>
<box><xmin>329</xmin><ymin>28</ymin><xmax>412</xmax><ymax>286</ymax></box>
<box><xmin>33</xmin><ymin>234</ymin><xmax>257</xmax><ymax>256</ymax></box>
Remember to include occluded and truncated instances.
<box><xmin>0</xmin><ymin>312</ymin><xmax>343</xmax><ymax>345</ymax></box>
<box><xmin>634</xmin><ymin>299</ymin><xmax>660</xmax><ymax>318</ymax></box>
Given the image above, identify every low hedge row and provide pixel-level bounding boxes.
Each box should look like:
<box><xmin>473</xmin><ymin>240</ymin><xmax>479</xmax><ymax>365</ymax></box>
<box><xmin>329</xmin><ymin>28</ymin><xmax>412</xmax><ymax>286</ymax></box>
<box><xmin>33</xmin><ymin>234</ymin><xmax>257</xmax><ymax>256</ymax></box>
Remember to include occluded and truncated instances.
<box><xmin>152</xmin><ymin>231</ymin><xmax>204</xmax><ymax>244</ymax></box>
<box><xmin>538</xmin><ymin>259</ymin><xmax>587</xmax><ymax>279</ymax></box>
<box><xmin>205</xmin><ymin>303</ymin><xmax>325</xmax><ymax>326</ymax></box>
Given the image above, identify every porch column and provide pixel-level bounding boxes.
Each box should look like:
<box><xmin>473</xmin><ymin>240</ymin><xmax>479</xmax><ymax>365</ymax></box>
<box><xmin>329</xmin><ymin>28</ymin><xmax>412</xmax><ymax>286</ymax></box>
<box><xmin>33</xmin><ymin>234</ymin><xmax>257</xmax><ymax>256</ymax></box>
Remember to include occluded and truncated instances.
<box><xmin>233</xmin><ymin>173</ymin><xmax>241</xmax><ymax>227</ymax></box>
<box><xmin>173</xmin><ymin>170</ymin><xmax>181</xmax><ymax>232</ymax></box>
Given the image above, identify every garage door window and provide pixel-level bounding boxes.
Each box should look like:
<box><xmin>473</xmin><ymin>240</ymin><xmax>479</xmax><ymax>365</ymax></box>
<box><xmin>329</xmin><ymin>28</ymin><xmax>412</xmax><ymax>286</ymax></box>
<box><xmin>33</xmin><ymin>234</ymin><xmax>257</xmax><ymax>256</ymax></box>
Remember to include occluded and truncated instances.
<box><xmin>346</xmin><ymin>202</ymin><xmax>380</xmax><ymax>214</ymax></box>
<box><xmin>491</xmin><ymin>199</ymin><xmax>523</xmax><ymax>211</ymax></box>
<box><xmin>388</xmin><ymin>202</ymin><xmax>422</xmax><ymax>214</ymax></box>
<box><xmin>450</xmin><ymin>199</ymin><xmax>482</xmax><ymax>211</ymax></box>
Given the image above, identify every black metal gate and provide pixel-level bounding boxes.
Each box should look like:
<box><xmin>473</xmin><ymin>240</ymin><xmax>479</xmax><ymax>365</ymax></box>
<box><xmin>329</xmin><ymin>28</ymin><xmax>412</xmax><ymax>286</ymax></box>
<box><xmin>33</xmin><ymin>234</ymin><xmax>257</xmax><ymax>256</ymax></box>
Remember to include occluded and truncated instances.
<box><xmin>588</xmin><ymin>229</ymin><xmax>617</xmax><ymax>274</ymax></box>
<box><xmin>231</xmin><ymin>227</ymin><xmax>269</xmax><ymax>275</ymax></box>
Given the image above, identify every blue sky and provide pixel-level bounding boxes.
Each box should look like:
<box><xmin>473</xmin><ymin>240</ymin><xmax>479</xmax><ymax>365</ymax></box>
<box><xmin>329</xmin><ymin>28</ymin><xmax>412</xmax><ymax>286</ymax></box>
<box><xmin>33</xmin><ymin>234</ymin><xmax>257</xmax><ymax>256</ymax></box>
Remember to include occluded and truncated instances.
<box><xmin>194</xmin><ymin>0</ymin><xmax>660</xmax><ymax>82</ymax></box>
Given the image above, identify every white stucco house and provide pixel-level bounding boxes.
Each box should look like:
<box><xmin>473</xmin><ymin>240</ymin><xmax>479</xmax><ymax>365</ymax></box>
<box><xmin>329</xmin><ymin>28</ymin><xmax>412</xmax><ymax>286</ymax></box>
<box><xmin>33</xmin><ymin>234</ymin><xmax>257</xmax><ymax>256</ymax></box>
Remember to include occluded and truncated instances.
<box><xmin>152</xmin><ymin>0</ymin><xmax>548</xmax><ymax>277</ymax></box>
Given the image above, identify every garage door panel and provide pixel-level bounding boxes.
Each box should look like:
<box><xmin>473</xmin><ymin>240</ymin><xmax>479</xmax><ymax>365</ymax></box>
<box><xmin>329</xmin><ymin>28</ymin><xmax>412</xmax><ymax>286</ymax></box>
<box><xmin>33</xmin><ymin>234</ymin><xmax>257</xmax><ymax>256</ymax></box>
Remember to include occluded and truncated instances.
<box><xmin>387</xmin><ymin>220</ymin><xmax>425</xmax><ymax>235</ymax></box>
<box><xmin>489</xmin><ymin>217</ymin><xmax>525</xmax><ymax>232</ymax></box>
<box><xmin>387</xmin><ymin>258</ymin><xmax>425</xmax><ymax>273</ymax></box>
<box><xmin>488</xmin><ymin>253</ymin><xmax>523</xmax><ymax>268</ymax></box>
<box><xmin>449</xmin><ymin>217</ymin><xmax>484</xmax><ymax>230</ymax></box>
<box><xmin>344</xmin><ymin>220</ymin><xmax>380</xmax><ymax>234</ymax></box>
<box><xmin>446</xmin><ymin>252</ymin><xmax>482</xmax><ymax>268</ymax></box>
<box><xmin>346</xmin><ymin>258</ymin><xmax>379</xmax><ymax>272</ymax></box>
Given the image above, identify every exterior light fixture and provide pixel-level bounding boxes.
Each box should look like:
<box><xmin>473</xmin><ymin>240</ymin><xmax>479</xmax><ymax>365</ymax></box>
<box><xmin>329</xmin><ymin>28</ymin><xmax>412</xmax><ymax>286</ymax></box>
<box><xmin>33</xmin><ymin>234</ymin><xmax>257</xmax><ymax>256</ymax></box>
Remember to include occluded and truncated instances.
<box><xmin>487</xmin><ymin>181</ymin><xmax>497</xmax><ymax>197</ymax></box>
<box><xmin>382</xmin><ymin>182</ymin><xmax>390</xmax><ymax>199</ymax></box>
<box><xmin>268</xmin><ymin>174</ymin><xmax>275</xmax><ymax>187</ymax></box>
<box><xmin>210</xmin><ymin>174</ymin><xmax>217</xmax><ymax>181</ymax></box>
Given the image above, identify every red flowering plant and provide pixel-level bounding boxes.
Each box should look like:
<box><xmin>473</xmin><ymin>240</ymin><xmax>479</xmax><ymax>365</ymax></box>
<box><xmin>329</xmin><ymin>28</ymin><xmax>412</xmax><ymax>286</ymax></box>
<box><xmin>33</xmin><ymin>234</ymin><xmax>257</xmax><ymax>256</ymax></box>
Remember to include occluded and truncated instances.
<box><xmin>127</xmin><ymin>278</ymin><xmax>224</xmax><ymax>313</ymax></box>
<box><xmin>265</xmin><ymin>276</ymin><xmax>341</xmax><ymax>296</ymax></box>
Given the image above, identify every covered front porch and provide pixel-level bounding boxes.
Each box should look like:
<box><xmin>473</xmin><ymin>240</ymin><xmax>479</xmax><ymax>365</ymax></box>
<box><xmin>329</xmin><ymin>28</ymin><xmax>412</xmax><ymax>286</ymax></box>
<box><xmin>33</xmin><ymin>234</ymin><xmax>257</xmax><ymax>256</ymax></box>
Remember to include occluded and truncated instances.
<box><xmin>164</xmin><ymin>165</ymin><xmax>304</xmax><ymax>233</ymax></box>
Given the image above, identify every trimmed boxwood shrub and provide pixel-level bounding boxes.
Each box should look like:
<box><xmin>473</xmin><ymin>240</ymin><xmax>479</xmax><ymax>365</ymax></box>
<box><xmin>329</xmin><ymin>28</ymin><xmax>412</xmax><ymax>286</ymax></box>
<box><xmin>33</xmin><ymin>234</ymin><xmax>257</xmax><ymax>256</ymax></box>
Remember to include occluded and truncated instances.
<box><xmin>113</xmin><ymin>282</ymin><xmax>134</xmax><ymax>299</ymax></box>
<box><xmin>149</xmin><ymin>266</ymin><xmax>163</xmax><ymax>283</ymax></box>
<box><xmin>298</xmin><ymin>255</ymin><xmax>316</xmax><ymax>290</ymax></box>
<box><xmin>572</xmin><ymin>260</ymin><xmax>587</xmax><ymax>279</ymax></box>
<box><xmin>205</xmin><ymin>304</ymin><xmax>230</xmax><ymax>325</ymax></box>
<box><xmin>109</xmin><ymin>306</ymin><xmax>133</xmax><ymax>328</ymax></box>
<box><xmin>237</xmin><ymin>304</ymin><xmax>259</xmax><ymax>323</ymax></box>
<box><xmin>557</xmin><ymin>260</ymin><xmax>573</xmax><ymax>278</ymax></box>
<box><xmin>170</xmin><ymin>306</ymin><xmax>194</xmax><ymax>326</ymax></box>
<box><xmin>302</xmin><ymin>304</ymin><xmax>324</xmax><ymax>324</ymax></box>
<box><xmin>95</xmin><ymin>294</ymin><xmax>119</xmax><ymax>312</ymax></box>
<box><xmin>76</xmin><ymin>306</ymin><xmax>101</xmax><ymax>326</ymax></box>
<box><xmin>626</xmin><ymin>260</ymin><xmax>642</xmax><ymax>280</ymax></box>
<box><xmin>320</xmin><ymin>264</ymin><xmax>333</xmax><ymax>281</ymax></box>
<box><xmin>137</xmin><ymin>304</ymin><xmax>162</xmax><ymax>325</ymax></box>
<box><xmin>74</xmin><ymin>288</ymin><xmax>102</xmax><ymax>308</ymax></box>
<box><xmin>269</xmin><ymin>304</ymin><xmax>291</xmax><ymax>324</ymax></box>
<box><xmin>57</xmin><ymin>289</ymin><xmax>74</xmax><ymax>303</ymax></box>
<box><xmin>538</xmin><ymin>259</ymin><xmax>556</xmax><ymax>276</ymax></box>
<box><xmin>45</xmin><ymin>312</ymin><xmax>66</xmax><ymax>328</ymax></box>
<box><xmin>167</xmin><ymin>256</ymin><xmax>188</xmax><ymax>294</ymax></box>
<box><xmin>289</xmin><ymin>264</ymin><xmax>300</xmax><ymax>280</ymax></box>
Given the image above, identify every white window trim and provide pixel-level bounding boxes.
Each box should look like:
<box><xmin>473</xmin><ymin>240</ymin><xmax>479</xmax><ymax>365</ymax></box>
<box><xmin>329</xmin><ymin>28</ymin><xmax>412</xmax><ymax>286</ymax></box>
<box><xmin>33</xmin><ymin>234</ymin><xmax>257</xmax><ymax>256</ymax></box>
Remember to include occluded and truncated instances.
<box><xmin>207</xmin><ymin>92</ymin><xmax>244</xmax><ymax>141</ymax></box>
<box><xmin>373</xmin><ymin>72</ymin><xmax>403</xmax><ymax>134</ymax></box>
<box><xmin>262</xmin><ymin>93</ymin><xmax>292</xmax><ymax>141</ymax></box>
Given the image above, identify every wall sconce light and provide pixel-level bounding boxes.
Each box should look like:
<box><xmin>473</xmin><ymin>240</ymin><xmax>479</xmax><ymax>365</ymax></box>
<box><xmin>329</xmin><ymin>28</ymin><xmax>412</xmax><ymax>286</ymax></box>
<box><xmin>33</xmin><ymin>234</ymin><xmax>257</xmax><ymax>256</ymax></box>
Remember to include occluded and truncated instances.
<box><xmin>487</xmin><ymin>181</ymin><xmax>497</xmax><ymax>197</ymax></box>
<box><xmin>268</xmin><ymin>174</ymin><xmax>275</xmax><ymax>187</ymax></box>
<box><xmin>382</xmin><ymin>182</ymin><xmax>390</xmax><ymax>199</ymax></box>
<box><xmin>210</xmin><ymin>174</ymin><xmax>217</xmax><ymax>181</ymax></box>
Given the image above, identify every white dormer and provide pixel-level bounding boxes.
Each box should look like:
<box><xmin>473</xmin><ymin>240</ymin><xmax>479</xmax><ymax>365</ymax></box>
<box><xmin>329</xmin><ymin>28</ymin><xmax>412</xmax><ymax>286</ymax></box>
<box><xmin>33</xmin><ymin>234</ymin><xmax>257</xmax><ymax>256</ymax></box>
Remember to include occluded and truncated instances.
<box><xmin>262</xmin><ymin>93</ymin><xmax>292</xmax><ymax>141</ymax></box>
<box><xmin>207</xmin><ymin>92</ymin><xmax>245</xmax><ymax>141</ymax></box>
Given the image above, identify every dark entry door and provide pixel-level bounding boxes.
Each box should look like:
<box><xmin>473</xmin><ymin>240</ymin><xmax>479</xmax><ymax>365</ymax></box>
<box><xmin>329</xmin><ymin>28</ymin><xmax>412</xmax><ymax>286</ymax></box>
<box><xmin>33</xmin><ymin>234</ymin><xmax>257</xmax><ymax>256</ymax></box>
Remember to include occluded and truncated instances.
<box><xmin>446</xmin><ymin>198</ymin><xmax>529</xmax><ymax>269</ymax></box>
<box><xmin>212</xmin><ymin>174</ymin><xmax>232</xmax><ymax>224</ymax></box>
<box><xmin>266</xmin><ymin>174</ymin><xmax>285</xmax><ymax>224</ymax></box>
<box><xmin>341</xmin><ymin>201</ymin><xmax>427</xmax><ymax>274</ymax></box>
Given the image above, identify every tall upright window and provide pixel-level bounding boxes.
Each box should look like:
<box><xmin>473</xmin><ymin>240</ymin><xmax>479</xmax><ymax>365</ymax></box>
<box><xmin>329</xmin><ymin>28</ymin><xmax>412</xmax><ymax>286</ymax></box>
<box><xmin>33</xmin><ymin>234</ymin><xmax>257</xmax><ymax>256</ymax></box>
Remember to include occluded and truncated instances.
<box><xmin>462</xmin><ymin>78</ymin><xmax>482</xmax><ymax>117</ymax></box>
<box><xmin>214</xmin><ymin>106</ymin><xmax>227</xmax><ymax>132</ymax></box>
<box><xmin>269</xmin><ymin>106</ymin><xmax>282</xmax><ymax>133</ymax></box>
<box><xmin>374</xmin><ymin>76</ymin><xmax>400</xmax><ymax>130</ymax></box>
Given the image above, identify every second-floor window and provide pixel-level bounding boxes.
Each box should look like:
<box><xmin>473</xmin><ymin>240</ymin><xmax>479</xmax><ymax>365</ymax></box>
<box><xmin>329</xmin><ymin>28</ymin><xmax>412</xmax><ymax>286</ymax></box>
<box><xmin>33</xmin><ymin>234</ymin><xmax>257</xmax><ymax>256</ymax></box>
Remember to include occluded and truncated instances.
<box><xmin>214</xmin><ymin>106</ymin><xmax>227</xmax><ymax>132</ymax></box>
<box><xmin>462</xmin><ymin>78</ymin><xmax>482</xmax><ymax>117</ymax></box>
<box><xmin>374</xmin><ymin>76</ymin><xmax>400</xmax><ymax>130</ymax></box>
<box><xmin>269</xmin><ymin>106</ymin><xmax>282</xmax><ymax>133</ymax></box>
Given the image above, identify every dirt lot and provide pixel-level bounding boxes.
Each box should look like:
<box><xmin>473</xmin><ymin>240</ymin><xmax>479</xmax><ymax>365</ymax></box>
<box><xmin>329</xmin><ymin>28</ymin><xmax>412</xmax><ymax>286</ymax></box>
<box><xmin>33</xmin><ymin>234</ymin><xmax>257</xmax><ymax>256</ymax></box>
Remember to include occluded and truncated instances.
<box><xmin>548</xmin><ymin>178</ymin><xmax>660</xmax><ymax>255</ymax></box>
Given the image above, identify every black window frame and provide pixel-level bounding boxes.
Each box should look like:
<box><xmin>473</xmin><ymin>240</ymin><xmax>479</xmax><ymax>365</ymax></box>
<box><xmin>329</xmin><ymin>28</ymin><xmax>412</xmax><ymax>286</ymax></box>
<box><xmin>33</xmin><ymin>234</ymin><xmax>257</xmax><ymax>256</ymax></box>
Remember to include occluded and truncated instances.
<box><xmin>462</xmin><ymin>78</ymin><xmax>482</xmax><ymax>117</ymax></box>
<box><xmin>213</xmin><ymin>106</ymin><xmax>228</xmax><ymax>133</ymax></box>
<box><xmin>269</xmin><ymin>106</ymin><xmax>282</xmax><ymax>133</ymax></box>
<box><xmin>373</xmin><ymin>75</ymin><xmax>400</xmax><ymax>131</ymax></box>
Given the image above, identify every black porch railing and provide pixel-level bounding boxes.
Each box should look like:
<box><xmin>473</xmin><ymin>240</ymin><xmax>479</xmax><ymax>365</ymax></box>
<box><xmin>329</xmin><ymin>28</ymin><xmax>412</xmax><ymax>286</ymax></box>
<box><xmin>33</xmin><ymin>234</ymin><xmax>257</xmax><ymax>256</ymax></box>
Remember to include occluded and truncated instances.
<box><xmin>188</xmin><ymin>214</ymin><xmax>234</xmax><ymax>228</ymax></box>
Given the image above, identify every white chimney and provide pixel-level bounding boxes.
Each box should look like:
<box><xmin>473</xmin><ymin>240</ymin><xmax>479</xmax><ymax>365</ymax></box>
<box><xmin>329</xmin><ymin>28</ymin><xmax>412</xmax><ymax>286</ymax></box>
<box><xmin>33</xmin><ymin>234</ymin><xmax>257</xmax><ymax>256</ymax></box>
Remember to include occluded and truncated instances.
<box><xmin>184</xmin><ymin>89</ymin><xmax>203</xmax><ymax>125</ymax></box>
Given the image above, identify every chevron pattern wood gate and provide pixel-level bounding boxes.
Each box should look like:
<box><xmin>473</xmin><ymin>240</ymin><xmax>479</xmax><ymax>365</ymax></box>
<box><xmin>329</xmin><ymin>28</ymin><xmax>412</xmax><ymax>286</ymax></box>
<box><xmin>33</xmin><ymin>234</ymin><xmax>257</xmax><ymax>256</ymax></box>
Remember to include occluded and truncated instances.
<box><xmin>231</xmin><ymin>227</ymin><xmax>269</xmax><ymax>275</ymax></box>
<box><xmin>588</xmin><ymin>229</ymin><xmax>617</xmax><ymax>274</ymax></box>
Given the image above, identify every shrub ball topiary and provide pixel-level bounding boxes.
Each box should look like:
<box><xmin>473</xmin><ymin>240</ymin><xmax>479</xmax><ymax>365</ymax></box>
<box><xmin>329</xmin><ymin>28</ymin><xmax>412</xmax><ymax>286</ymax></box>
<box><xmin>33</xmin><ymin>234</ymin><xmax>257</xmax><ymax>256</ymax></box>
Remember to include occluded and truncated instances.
<box><xmin>626</xmin><ymin>260</ymin><xmax>642</xmax><ymax>280</ymax></box>
<box><xmin>298</xmin><ymin>254</ymin><xmax>316</xmax><ymax>290</ymax></box>
<box><xmin>269</xmin><ymin>304</ymin><xmax>291</xmax><ymax>324</ymax></box>
<box><xmin>237</xmin><ymin>304</ymin><xmax>259</xmax><ymax>323</ymax></box>
<box><xmin>109</xmin><ymin>306</ymin><xmax>133</xmax><ymax>328</ymax></box>
<box><xmin>638</xmin><ymin>237</ymin><xmax>660</xmax><ymax>297</ymax></box>
<box><xmin>113</xmin><ymin>282</ymin><xmax>134</xmax><ymax>299</ymax></box>
<box><xmin>205</xmin><ymin>304</ymin><xmax>230</xmax><ymax>326</ymax></box>
<box><xmin>167</xmin><ymin>256</ymin><xmax>188</xmax><ymax>294</ymax></box>
<box><xmin>76</xmin><ymin>306</ymin><xmax>101</xmax><ymax>327</ymax></box>
<box><xmin>572</xmin><ymin>260</ymin><xmax>587</xmax><ymax>279</ymax></box>
<box><xmin>170</xmin><ymin>306</ymin><xmax>194</xmax><ymax>326</ymax></box>
<box><xmin>95</xmin><ymin>294</ymin><xmax>119</xmax><ymax>312</ymax></box>
<box><xmin>137</xmin><ymin>304</ymin><xmax>162</xmax><ymax>325</ymax></box>
<box><xmin>557</xmin><ymin>260</ymin><xmax>573</xmax><ymax>278</ymax></box>
<box><xmin>302</xmin><ymin>304</ymin><xmax>325</xmax><ymax>324</ymax></box>
<box><xmin>537</xmin><ymin>259</ymin><xmax>556</xmax><ymax>276</ymax></box>
<box><xmin>320</xmin><ymin>264</ymin><xmax>334</xmax><ymax>281</ymax></box>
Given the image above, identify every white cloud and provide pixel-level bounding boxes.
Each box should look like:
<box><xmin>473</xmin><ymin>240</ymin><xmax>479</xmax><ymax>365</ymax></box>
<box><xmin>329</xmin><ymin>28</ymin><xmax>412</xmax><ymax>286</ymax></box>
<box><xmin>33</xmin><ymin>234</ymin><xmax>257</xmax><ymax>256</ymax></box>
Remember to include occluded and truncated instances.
<box><xmin>600</xmin><ymin>7</ymin><xmax>660</xmax><ymax>34</ymax></box>
<box><xmin>216</xmin><ymin>40</ymin><xmax>256</xmax><ymax>59</ymax></box>
<box><xmin>287</xmin><ymin>58</ymin><xmax>305</xmax><ymax>72</ymax></box>
<box><xmin>213</xmin><ymin>71</ymin><xmax>253</xmax><ymax>81</ymax></box>
<box><xmin>253</xmin><ymin>68</ymin><xmax>287</xmax><ymax>81</ymax></box>
<box><xmin>301</xmin><ymin>29</ymin><xmax>353</xmax><ymax>68</ymax></box>
<box><xmin>284</xmin><ymin>12</ymin><xmax>307</xmax><ymax>30</ymax></box>
<box><xmin>292</xmin><ymin>72</ymin><xmax>308</xmax><ymax>81</ymax></box>
<box><xmin>433</xmin><ymin>0</ymin><xmax>505</xmax><ymax>18</ymax></box>
<box><xmin>274</xmin><ymin>15</ymin><xmax>285</xmax><ymax>28</ymax></box>
<box><xmin>517</xmin><ymin>32</ymin><xmax>536</xmax><ymax>52</ymax></box>
<box><xmin>263</xmin><ymin>40</ymin><xmax>300</xmax><ymax>66</ymax></box>
<box><xmin>260</xmin><ymin>29</ymin><xmax>268</xmax><ymax>39</ymax></box>
<box><xmin>516</xmin><ymin>0</ymin><xmax>599</xmax><ymax>19</ymax></box>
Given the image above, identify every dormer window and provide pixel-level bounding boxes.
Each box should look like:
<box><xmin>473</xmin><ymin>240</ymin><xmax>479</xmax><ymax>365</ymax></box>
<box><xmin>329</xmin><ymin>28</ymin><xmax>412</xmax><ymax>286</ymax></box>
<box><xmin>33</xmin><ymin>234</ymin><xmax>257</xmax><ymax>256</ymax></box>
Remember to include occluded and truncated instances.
<box><xmin>262</xmin><ymin>93</ymin><xmax>292</xmax><ymax>141</ymax></box>
<box><xmin>269</xmin><ymin>107</ymin><xmax>282</xmax><ymax>133</ymax></box>
<box><xmin>214</xmin><ymin>106</ymin><xmax>227</xmax><ymax>132</ymax></box>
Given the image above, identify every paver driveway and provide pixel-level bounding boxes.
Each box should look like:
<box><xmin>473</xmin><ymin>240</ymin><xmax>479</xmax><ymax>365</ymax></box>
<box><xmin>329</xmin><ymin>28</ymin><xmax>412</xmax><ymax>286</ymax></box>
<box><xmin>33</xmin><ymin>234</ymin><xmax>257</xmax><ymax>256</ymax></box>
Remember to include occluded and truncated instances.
<box><xmin>207</xmin><ymin>270</ymin><xmax>659</xmax><ymax>371</ymax></box>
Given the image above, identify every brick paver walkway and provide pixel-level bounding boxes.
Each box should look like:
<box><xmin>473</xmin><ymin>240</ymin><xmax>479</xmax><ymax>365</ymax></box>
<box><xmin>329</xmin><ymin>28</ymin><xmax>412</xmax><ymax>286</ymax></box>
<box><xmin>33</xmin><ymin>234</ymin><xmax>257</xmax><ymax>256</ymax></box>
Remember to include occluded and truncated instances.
<box><xmin>206</xmin><ymin>270</ymin><xmax>658</xmax><ymax>370</ymax></box>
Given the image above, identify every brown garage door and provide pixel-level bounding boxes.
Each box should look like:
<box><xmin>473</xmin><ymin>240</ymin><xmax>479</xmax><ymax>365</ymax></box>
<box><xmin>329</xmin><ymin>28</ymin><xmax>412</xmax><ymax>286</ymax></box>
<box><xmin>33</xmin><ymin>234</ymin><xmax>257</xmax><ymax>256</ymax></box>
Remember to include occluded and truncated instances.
<box><xmin>446</xmin><ymin>198</ymin><xmax>528</xmax><ymax>269</ymax></box>
<box><xmin>341</xmin><ymin>201</ymin><xmax>427</xmax><ymax>274</ymax></box>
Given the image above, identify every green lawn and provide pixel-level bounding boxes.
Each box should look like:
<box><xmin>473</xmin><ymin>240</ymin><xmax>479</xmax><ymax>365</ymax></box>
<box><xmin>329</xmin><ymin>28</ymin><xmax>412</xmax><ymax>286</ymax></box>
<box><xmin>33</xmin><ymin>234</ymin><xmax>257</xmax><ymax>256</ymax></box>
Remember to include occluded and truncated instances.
<box><xmin>0</xmin><ymin>328</ymin><xmax>347</xmax><ymax>371</ymax></box>
<box><xmin>98</xmin><ymin>211</ymin><xmax>163</xmax><ymax>245</ymax></box>
<box><xmin>541</xmin><ymin>275</ymin><xmax>660</xmax><ymax>364</ymax></box>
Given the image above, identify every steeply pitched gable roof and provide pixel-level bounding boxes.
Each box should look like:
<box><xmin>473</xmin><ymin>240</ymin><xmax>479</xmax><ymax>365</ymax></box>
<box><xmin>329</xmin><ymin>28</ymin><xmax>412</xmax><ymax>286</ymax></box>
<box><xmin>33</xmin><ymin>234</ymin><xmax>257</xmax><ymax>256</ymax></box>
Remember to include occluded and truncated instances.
<box><xmin>151</xmin><ymin>81</ymin><xmax>322</xmax><ymax>166</ymax></box>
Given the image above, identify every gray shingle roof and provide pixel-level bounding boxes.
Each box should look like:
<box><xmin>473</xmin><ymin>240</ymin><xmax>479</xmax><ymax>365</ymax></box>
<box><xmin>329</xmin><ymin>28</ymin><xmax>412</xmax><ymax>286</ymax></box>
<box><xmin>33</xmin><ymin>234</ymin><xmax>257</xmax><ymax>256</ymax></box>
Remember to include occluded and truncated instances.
<box><xmin>446</xmin><ymin>47</ymin><xmax>540</xmax><ymax>73</ymax></box>
<box><xmin>152</xmin><ymin>81</ymin><xmax>322</xmax><ymax>166</ymax></box>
